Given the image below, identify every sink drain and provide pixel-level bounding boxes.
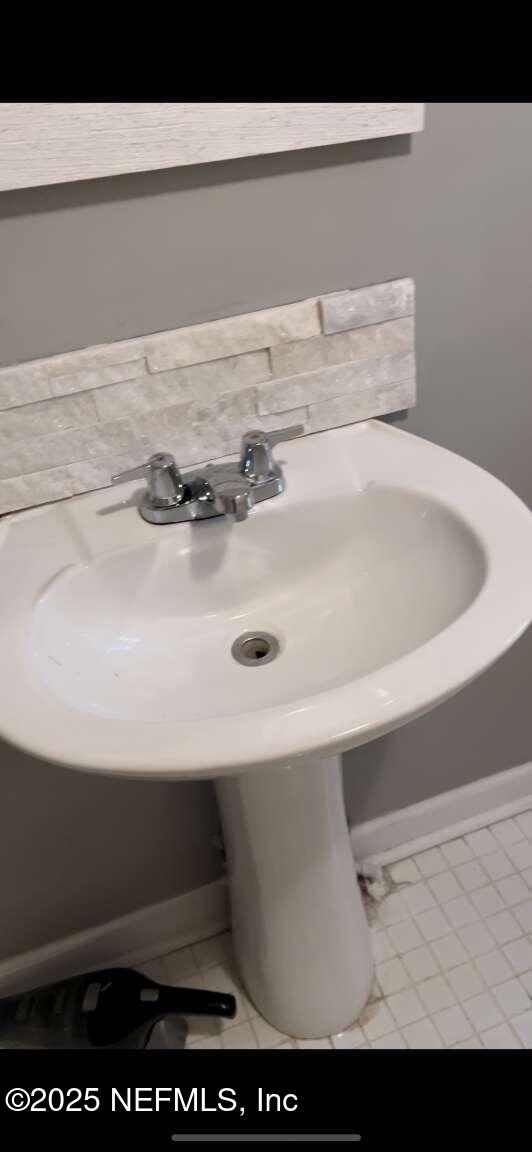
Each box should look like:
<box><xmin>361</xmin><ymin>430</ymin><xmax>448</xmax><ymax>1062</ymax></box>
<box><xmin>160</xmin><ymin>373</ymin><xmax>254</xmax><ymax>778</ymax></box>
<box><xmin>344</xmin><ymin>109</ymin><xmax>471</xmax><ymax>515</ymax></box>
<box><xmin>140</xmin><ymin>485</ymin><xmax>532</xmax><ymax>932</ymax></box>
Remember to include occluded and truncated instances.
<box><xmin>231</xmin><ymin>631</ymin><xmax>280</xmax><ymax>667</ymax></box>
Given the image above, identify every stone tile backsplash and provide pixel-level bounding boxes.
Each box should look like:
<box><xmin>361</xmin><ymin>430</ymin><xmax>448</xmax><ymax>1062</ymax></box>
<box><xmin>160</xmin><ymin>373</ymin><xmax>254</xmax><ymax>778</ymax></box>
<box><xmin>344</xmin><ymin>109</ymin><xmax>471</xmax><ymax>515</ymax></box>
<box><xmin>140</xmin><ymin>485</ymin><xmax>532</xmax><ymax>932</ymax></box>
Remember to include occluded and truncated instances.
<box><xmin>320</xmin><ymin>278</ymin><xmax>415</xmax><ymax>334</ymax></box>
<box><xmin>0</xmin><ymin>278</ymin><xmax>416</xmax><ymax>515</ymax></box>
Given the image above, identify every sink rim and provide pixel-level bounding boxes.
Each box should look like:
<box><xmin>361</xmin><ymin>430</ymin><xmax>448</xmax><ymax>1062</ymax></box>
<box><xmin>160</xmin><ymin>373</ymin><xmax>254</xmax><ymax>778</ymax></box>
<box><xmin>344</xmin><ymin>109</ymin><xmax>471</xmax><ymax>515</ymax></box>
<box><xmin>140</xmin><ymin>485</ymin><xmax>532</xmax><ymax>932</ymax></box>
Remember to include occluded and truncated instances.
<box><xmin>1</xmin><ymin>420</ymin><xmax>531</xmax><ymax>779</ymax></box>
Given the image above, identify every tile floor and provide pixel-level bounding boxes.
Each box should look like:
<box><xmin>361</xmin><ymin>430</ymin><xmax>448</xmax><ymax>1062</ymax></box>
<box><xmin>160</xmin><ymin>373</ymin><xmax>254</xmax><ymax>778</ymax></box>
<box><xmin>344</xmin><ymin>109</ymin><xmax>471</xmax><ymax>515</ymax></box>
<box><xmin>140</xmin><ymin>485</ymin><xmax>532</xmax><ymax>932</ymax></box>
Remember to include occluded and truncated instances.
<box><xmin>139</xmin><ymin>807</ymin><xmax>532</xmax><ymax>1049</ymax></box>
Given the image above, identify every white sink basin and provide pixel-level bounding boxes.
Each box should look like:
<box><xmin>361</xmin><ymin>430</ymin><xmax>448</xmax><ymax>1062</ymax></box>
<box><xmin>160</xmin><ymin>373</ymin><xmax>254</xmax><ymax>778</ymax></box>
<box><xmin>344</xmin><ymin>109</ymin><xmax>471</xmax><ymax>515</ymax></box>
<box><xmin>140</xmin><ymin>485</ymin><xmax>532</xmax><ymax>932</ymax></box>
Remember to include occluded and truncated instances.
<box><xmin>1</xmin><ymin>420</ymin><xmax>530</xmax><ymax>776</ymax></box>
<box><xmin>2</xmin><ymin>419</ymin><xmax>531</xmax><ymax>1038</ymax></box>
<box><xmin>32</xmin><ymin>485</ymin><xmax>485</xmax><ymax>725</ymax></box>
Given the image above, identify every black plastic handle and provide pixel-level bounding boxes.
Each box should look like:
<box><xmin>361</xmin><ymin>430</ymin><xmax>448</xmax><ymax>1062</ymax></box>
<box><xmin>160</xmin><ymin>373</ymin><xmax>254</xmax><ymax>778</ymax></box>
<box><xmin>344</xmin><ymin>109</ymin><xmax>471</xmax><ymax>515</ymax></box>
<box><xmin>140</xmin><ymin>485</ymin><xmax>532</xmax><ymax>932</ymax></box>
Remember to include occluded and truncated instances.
<box><xmin>159</xmin><ymin>985</ymin><xmax>237</xmax><ymax>1019</ymax></box>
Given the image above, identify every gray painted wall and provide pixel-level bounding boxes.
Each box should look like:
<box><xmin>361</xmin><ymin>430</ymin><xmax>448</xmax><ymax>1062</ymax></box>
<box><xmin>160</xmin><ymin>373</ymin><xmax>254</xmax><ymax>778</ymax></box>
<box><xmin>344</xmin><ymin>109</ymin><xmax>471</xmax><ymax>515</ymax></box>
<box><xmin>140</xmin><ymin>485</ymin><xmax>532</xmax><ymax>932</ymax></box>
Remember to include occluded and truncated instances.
<box><xmin>0</xmin><ymin>741</ymin><xmax>222</xmax><ymax>960</ymax></box>
<box><xmin>1</xmin><ymin>102</ymin><xmax>531</xmax><ymax>957</ymax></box>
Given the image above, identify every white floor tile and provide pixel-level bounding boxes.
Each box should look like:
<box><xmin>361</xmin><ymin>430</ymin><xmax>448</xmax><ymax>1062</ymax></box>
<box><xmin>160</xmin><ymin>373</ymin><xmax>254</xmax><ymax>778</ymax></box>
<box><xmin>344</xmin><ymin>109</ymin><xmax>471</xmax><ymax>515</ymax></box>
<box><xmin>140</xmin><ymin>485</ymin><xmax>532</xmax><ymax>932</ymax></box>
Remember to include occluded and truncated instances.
<box><xmin>415</xmin><ymin>907</ymin><xmax>451</xmax><ymax>942</ymax></box>
<box><xmin>465</xmin><ymin>829</ymin><xmax>499</xmax><ymax>857</ymax></box>
<box><xmin>431</xmin><ymin>933</ymin><xmax>469</xmax><ymax>971</ymax></box>
<box><xmin>136</xmin><ymin>957</ymin><xmax>170</xmax><ymax>982</ymax></box>
<box><xmin>462</xmin><ymin>992</ymin><xmax>503</xmax><ymax>1032</ymax></box>
<box><xmin>403</xmin><ymin>882</ymin><xmax>436</xmax><ymax>915</ymax></box>
<box><xmin>402</xmin><ymin>945</ymin><xmax>440</xmax><ymax>983</ymax></box>
<box><xmin>470</xmin><ymin>885</ymin><xmax>505</xmax><ymax>918</ymax></box>
<box><xmin>331</xmin><ymin>1026</ymin><xmax>366</xmax><ymax>1049</ymax></box>
<box><xmin>475</xmin><ymin>950</ymin><xmax>514</xmax><ymax>987</ymax></box>
<box><xmin>371</xmin><ymin>928</ymin><xmax>396</xmax><ymax>963</ymax></box>
<box><xmin>503</xmin><ymin>937</ymin><xmax>532</xmax><ymax>974</ymax></box>
<box><xmin>186</xmin><ymin>1015</ymin><xmax>223</xmax><ymax>1042</ymax></box>
<box><xmin>376</xmin><ymin>958</ymin><xmax>411</xmax><ymax>996</ymax></box>
<box><xmin>482</xmin><ymin>850</ymin><xmax>514</xmax><ymax>881</ymax></box>
<box><xmin>441</xmin><ymin>839</ymin><xmax>474</xmax><ymax>867</ymax></box>
<box><xmin>454</xmin><ymin>860</ymin><xmax>489</xmax><ymax>892</ymax></box>
<box><xmin>490</xmin><ymin>818</ymin><xmax>523</xmax><ymax>847</ymax></box>
<box><xmin>414</xmin><ymin>847</ymin><xmax>448</xmax><ymax>876</ymax></box>
<box><xmin>522</xmin><ymin>868</ymin><xmax>532</xmax><ymax>889</ymax></box>
<box><xmin>452</xmin><ymin>1037</ymin><xmax>483</xmax><ymax>1049</ymax></box>
<box><xmin>360</xmin><ymin>1000</ymin><xmax>396</xmax><ymax>1041</ymax></box>
<box><xmin>402</xmin><ymin>1018</ymin><xmax>443</xmax><ymax>1049</ymax></box>
<box><xmin>162</xmin><ymin>969</ymin><xmax>205</xmax><ymax>989</ymax></box>
<box><xmin>433</xmin><ymin>1005</ymin><xmax>473</xmax><ymax>1045</ymax></box>
<box><xmin>417</xmin><ymin>975</ymin><xmax>455</xmax><ymax>1013</ymax></box>
<box><xmin>251</xmin><ymin>1017</ymin><xmax>291</xmax><ymax>1048</ymax></box>
<box><xmin>485</xmin><ymin>910</ymin><xmax>522</xmax><ymax>945</ymax></box>
<box><xmin>198</xmin><ymin>961</ymin><xmax>237</xmax><ymax>992</ymax></box>
<box><xmin>387</xmin><ymin>988</ymin><xmax>426</xmax><ymax>1027</ymax></box>
<box><xmin>492</xmin><ymin>978</ymin><xmax>531</xmax><ymax>1018</ymax></box>
<box><xmin>511</xmin><ymin>1009</ymin><xmax>532</xmax><ymax>1047</ymax></box>
<box><xmin>428</xmin><ymin>871</ymin><xmax>462</xmax><ymax>904</ymax></box>
<box><xmin>443</xmin><ymin>895</ymin><xmax>479</xmax><ymax>929</ymax></box>
<box><xmin>513</xmin><ymin>899</ymin><xmax>532</xmax><ymax>933</ymax></box>
<box><xmin>371</xmin><ymin>1031</ymin><xmax>407</xmax><ymax>1049</ymax></box>
<box><xmin>377</xmin><ymin>892</ymin><xmax>410</xmax><ymax>926</ymax></box>
<box><xmin>137</xmin><ymin>956</ymin><xmax>182</xmax><ymax>983</ymax></box>
<box><xmin>222</xmin><ymin>1023</ymin><xmax>258</xmax><ymax>1049</ymax></box>
<box><xmin>481</xmin><ymin>1023</ymin><xmax>521</xmax><ymax>1049</ymax></box>
<box><xmin>518</xmin><ymin>969</ymin><xmax>532</xmax><ymax>997</ymax></box>
<box><xmin>458</xmin><ymin>921</ymin><xmax>495</xmax><ymax>958</ymax></box>
<box><xmin>188</xmin><ymin>1036</ymin><xmax>223</xmax><ymax>1049</ymax></box>
<box><xmin>192</xmin><ymin>933</ymin><xmax>234</xmax><ymax>972</ymax></box>
<box><xmin>296</xmin><ymin>1038</ymin><xmax>332</xmax><ymax>1049</ymax></box>
<box><xmin>447</xmin><ymin>963</ymin><xmax>485</xmax><ymax>1001</ymax></box>
<box><xmin>515</xmin><ymin>811</ymin><xmax>532</xmax><ymax>839</ymax></box>
<box><xmin>386</xmin><ymin>918</ymin><xmax>424</xmax><ymax>955</ymax></box>
<box><xmin>506</xmin><ymin>841</ymin><xmax>532</xmax><ymax>871</ymax></box>
<box><xmin>496</xmin><ymin>874</ymin><xmax>530</xmax><ymax>907</ymax></box>
<box><xmin>158</xmin><ymin>946</ymin><xmax>199</xmax><ymax>981</ymax></box>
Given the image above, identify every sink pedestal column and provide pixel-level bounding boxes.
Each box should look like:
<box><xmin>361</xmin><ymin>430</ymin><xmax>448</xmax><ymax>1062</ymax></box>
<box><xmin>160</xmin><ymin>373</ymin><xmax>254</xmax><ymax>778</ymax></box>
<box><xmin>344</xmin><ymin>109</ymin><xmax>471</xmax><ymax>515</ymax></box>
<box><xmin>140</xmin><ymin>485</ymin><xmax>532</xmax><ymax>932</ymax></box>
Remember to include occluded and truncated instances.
<box><xmin>214</xmin><ymin>755</ymin><xmax>373</xmax><ymax>1039</ymax></box>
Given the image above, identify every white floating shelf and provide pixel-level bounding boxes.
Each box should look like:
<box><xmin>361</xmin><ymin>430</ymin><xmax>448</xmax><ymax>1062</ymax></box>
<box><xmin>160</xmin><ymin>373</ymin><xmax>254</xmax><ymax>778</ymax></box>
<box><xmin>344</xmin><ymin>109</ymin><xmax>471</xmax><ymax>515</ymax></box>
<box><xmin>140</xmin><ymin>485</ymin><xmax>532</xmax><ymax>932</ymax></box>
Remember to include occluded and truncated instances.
<box><xmin>0</xmin><ymin>103</ymin><xmax>425</xmax><ymax>191</ymax></box>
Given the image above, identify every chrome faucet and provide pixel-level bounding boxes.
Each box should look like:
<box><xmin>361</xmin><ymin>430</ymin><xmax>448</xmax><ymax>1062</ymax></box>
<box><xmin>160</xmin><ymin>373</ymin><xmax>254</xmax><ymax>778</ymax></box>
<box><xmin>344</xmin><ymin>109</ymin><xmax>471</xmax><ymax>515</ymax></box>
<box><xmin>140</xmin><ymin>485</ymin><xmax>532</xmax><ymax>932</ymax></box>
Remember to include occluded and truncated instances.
<box><xmin>110</xmin><ymin>425</ymin><xmax>304</xmax><ymax>525</ymax></box>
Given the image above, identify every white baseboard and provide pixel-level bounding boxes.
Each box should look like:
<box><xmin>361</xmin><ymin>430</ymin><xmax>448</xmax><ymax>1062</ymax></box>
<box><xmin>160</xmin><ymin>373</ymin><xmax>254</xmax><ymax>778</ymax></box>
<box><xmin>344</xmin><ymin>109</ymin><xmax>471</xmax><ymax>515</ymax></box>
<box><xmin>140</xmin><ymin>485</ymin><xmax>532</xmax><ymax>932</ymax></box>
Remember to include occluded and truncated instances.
<box><xmin>0</xmin><ymin>877</ymin><xmax>229</xmax><ymax>998</ymax></box>
<box><xmin>351</xmin><ymin>760</ymin><xmax>532</xmax><ymax>867</ymax></box>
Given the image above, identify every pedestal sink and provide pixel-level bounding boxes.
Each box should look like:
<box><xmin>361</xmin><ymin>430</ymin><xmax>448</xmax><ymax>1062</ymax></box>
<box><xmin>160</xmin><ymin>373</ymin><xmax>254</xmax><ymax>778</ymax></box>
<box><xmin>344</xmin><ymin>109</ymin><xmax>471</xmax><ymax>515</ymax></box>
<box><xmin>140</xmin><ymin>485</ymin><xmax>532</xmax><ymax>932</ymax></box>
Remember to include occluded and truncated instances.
<box><xmin>1</xmin><ymin>420</ymin><xmax>531</xmax><ymax>1037</ymax></box>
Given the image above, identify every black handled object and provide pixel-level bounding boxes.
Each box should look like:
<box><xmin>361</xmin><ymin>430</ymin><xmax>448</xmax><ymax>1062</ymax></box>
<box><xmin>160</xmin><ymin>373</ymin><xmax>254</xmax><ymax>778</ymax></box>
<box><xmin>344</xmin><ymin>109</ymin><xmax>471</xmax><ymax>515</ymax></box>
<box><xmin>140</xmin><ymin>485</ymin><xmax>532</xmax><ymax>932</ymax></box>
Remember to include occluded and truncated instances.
<box><xmin>0</xmin><ymin>966</ymin><xmax>237</xmax><ymax>1049</ymax></box>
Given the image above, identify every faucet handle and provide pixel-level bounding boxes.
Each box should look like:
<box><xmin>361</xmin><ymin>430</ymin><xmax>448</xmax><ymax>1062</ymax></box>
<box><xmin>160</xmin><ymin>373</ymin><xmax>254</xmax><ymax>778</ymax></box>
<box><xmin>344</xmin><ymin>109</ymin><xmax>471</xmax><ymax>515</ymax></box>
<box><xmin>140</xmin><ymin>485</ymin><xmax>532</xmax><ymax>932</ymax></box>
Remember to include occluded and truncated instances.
<box><xmin>211</xmin><ymin>479</ymin><xmax>254</xmax><ymax>523</ymax></box>
<box><xmin>240</xmin><ymin>425</ymin><xmax>304</xmax><ymax>483</ymax></box>
<box><xmin>111</xmin><ymin>452</ymin><xmax>185</xmax><ymax>508</ymax></box>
